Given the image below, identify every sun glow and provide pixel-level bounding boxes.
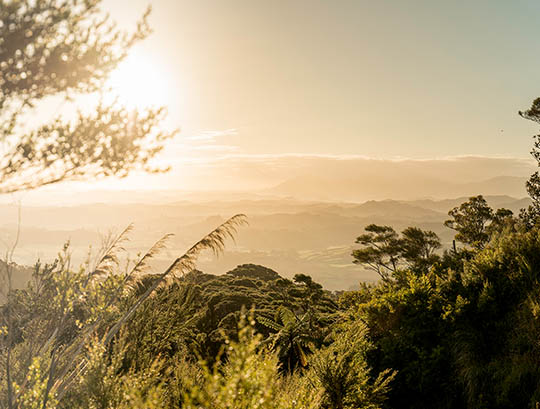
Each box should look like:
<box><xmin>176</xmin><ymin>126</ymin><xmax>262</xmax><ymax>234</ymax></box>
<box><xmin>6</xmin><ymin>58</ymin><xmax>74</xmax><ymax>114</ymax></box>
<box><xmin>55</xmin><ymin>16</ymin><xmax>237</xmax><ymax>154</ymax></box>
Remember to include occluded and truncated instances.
<box><xmin>106</xmin><ymin>49</ymin><xmax>171</xmax><ymax>110</ymax></box>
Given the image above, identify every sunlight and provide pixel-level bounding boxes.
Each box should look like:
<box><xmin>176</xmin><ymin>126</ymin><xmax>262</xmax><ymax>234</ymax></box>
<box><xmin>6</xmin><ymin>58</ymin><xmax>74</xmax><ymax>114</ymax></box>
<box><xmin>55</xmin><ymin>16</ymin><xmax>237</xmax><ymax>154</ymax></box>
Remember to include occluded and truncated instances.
<box><xmin>106</xmin><ymin>49</ymin><xmax>171</xmax><ymax>110</ymax></box>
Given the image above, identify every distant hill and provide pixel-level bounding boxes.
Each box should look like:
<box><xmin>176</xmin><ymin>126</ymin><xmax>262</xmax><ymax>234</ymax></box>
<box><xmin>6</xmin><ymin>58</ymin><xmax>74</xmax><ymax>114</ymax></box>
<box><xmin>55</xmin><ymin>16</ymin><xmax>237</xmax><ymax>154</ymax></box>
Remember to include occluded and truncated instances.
<box><xmin>266</xmin><ymin>175</ymin><xmax>528</xmax><ymax>202</ymax></box>
<box><xmin>0</xmin><ymin>195</ymin><xmax>532</xmax><ymax>291</ymax></box>
<box><xmin>407</xmin><ymin>195</ymin><xmax>532</xmax><ymax>214</ymax></box>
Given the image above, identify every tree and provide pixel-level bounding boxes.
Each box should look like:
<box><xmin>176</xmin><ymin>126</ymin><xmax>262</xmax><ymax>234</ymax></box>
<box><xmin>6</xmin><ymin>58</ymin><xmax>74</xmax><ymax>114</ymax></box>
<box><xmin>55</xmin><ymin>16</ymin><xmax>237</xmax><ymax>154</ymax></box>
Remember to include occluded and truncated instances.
<box><xmin>400</xmin><ymin>227</ymin><xmax>441</xmax><ymax>272</ymax></box>
<box><xmin>444</xmin><ymin>195</ymin><xmax>493</xmax><ymax>249</ymax></box>
<box><xmin>352</xmin><ymin>225</ymin><xmax>442</xmax><ymax>279</ymax></box>
<box><xmin>182</xmin><ymin>316</ymin><xmax>320</xmax><ymax>409</ymax></box>
<box><xmin>519</xmin><ymin>98</ymin><xmax>540</xmax><ymax>226</ymax></box>
<box><xmin>257</xmin><ymin>306</ymin><xmax>315</xmax><ymax>374</ymax></box>
<box><xmin>0</xmin><ymin>0</ymin><xmax>175</xmax><ymax>194</ymax></box>
<box><xmin>352</xmin><ymin>225</ymin><xmax>402</xmax><ymax>281</ymax></box>
<box><xmin>293</xmin><ymin>273</ymin><xmax>325</xmax><ymax>310</ymax></box>
<box><xmin>487</xmin><ymin>208</ymin><xmax>515</xmax><ymax>237</ymax></box>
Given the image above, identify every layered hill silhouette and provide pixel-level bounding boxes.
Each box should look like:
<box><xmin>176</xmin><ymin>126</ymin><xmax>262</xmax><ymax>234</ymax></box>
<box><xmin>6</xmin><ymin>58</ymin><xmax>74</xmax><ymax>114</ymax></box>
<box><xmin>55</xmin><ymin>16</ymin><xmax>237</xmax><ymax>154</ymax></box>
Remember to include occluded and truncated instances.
<box><xmin>0</xmin><ymin>195</ymin><xmax>531</xmax><ymax>291</ymax></box>
<box><xmin>266</xmin><ymin>175</ymin><xmax>528</xmax><ymax>202</ymax></box>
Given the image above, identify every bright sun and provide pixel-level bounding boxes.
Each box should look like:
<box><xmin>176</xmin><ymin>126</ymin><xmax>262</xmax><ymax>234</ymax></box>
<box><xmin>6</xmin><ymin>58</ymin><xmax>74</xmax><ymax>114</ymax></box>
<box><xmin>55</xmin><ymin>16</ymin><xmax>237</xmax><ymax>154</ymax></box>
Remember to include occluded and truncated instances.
<box><xmin>106</xmin><ymin>49</ymin><xmax>171</xmax><ymax>110</ymax></box>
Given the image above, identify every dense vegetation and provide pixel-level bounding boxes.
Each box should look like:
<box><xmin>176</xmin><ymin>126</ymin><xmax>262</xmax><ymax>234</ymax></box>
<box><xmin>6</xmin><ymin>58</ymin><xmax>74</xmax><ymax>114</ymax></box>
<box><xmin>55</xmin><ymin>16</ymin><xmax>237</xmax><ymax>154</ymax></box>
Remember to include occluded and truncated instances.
<box><xmin>5</xmin><ymin>193</ymin><xmax>540</xmax><ymax>408</ymax></box>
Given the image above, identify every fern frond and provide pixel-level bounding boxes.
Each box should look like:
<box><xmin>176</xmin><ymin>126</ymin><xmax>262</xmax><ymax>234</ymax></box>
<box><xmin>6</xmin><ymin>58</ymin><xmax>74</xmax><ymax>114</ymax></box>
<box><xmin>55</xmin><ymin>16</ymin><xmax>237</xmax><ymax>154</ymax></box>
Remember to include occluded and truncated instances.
<box><xmin>278</xmin><ymin>306</ymin><xmax>297</xmax><ymax>327</ymax></box>
<box><xmin>296</xmin><ymin>343</ymin><xmax>308</xmax><ymax>367</ymax></box>
<box><xmin>257</xmin><ymin>315</ymin><xmax>283</xmax><ymax>332</ymax></box>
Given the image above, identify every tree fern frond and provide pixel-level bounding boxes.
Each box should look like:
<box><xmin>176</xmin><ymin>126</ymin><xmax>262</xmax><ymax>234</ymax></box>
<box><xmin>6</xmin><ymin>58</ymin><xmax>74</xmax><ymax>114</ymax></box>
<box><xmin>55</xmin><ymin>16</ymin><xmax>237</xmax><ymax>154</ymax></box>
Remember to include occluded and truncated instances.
<box><xmin>296</xmin><ymin>343</ymin><xmax>308</xmax><ymax>367</ymax></box>
<box><xmin>257</xmin><ymin>315</ymin><xmax>284</xmax><ymax>332</ymax></box>
<box><xmin>278</xmin><ymin>306</ymin><xmax>297</xmax><ymax>327</ymax></box>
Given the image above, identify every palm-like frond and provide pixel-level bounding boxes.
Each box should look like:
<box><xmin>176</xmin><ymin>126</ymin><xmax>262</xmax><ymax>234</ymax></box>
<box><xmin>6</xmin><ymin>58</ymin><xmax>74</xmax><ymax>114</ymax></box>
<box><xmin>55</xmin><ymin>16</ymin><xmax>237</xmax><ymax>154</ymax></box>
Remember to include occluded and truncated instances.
<box><xmin>257</xmin><ymin>315</ymin><xmax>284</xmax><ymax>332</ymax></box>
<box><xmin>296</xmin><ymin>343</ymin><xmax>309</xmax><ymax>367</ymax></box>
<box><xmin>258</xmin><ymin>306</ymin><xmax>316</xmax><ymax>371</ymax></box>
<box><xmin>277</xmin><ymin>306</ymin><xmax>297</xmax><ymax>327</ymax></box>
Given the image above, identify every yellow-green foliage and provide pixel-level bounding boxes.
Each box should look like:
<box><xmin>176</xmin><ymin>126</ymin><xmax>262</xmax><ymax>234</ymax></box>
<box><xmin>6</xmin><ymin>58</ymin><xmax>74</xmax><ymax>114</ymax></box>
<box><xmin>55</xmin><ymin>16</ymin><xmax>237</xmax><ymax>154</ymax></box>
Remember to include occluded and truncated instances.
<box><xmin>308</xmin><ymin>321</ymin><xmax>395</xmax><ymax>409</ymax></box>
<box><xmin>14</xmin><ymin>356</ymin><xmax>57</xmax><ymax>409</ymax></box>
<box><xmin>182</xmin><ymin>316</ymin><xmax>321</xmax><ymax>409</ymax></box>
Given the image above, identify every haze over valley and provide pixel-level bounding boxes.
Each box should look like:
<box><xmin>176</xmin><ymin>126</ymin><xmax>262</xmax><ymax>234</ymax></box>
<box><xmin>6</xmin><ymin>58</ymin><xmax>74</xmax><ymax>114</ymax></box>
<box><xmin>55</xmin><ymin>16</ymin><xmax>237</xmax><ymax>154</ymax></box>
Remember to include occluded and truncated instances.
<box><xmin>3</xmin><ymin>182</ymin><xmax>530</xmax><ymax>290</ymax></box>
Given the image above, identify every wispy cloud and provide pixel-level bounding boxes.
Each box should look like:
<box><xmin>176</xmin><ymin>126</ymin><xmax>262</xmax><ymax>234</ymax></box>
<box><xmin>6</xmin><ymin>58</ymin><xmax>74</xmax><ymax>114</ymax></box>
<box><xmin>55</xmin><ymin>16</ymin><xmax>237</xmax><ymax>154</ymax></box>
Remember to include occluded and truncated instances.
<box><xmin>184</xmin><ymin>128</ymin><xmax>239</xmax><ymax>143</ymax></box>
<box><xmin>159</xmin><ymin>128</ymin><xmax>241</xmax><ymax>162</ymax></box>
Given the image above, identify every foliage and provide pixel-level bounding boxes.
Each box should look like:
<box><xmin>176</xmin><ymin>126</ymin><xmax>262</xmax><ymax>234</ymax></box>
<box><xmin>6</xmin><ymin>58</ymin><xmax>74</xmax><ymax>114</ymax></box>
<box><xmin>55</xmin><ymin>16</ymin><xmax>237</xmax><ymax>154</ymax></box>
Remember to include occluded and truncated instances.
<box><xmin>349</xmin><ymin>271</ymin><xmax>461</xmax><ymax>409</ymax></box>
<box><xmin>520</xmin><ymin>97</ymin><xmax>540</xmax><ymax>226</ymax></box>
<box><xmin>444</xmin><ymin>195</ymin><xmax>494</xmax><ymax>249</ymax></box>
<box><xmin>400</xmin><ymin>227</ymin><xmax>441</xmax><ymax>272</ymax></box>
<box><xmin>444</xmin><ymin>195</ymin><xmax>516</xmax><ymax>250</ymax></box>
<box><xmin>0</xmin><ymin>0</ymin><xmax>175</xmax><ymax>194</ymax></box>
<box><xmin>182</xmin><ymin>314</ymin><xmax>321</xmax><ymax>409</ymax></box>
<box><xmin>0</xmin><ymin>215</ymin><xmax>246</xmax><ymax>408</ymax></box>
<box><xmin>352</xmin><ymin>224</ymin><xmax>441</xmax><ymax>280</ymax></box>
<box><xmin>352</xmin><ymin>225</ymin><xmax>403</xmax><ymax>280</ymax></box>
<box><xmin>257</xmin><ymin>306</ymin><xmax>314</xmax><ymax>373</ymax></box>
<box><xmin>308</xmin><ymin>320</ymin><xmax>395</xmax><ymax>409</ymax></box>
<box><xmin>119</xmin><ymin>264</ymin><xmax>338</xmax><ymax>374</ymax></box>
<box><xmin>345</xmin><ymin>225</ymin><xmax>540</xmax><ymax>409</ymax></box>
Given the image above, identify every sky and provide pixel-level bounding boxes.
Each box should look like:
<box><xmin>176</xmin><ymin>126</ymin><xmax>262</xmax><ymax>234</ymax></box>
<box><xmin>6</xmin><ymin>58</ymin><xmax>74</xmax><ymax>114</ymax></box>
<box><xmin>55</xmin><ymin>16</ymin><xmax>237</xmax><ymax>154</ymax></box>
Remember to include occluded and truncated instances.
<box><xmin>20</xmin><ymin>0</ymin><xmax>540</xmax><ymax>198</ymax></box>
<box><xmin>101</xmin><ymin>0</ymin><xmax>540</xmax><ymax>155</ymax></box>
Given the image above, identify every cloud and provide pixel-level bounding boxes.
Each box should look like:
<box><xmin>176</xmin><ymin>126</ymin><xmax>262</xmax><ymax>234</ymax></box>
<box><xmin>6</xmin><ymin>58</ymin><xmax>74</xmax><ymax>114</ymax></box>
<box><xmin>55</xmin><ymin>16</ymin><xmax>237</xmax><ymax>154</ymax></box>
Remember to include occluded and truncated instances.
<box><xmin>158</xmin><ymin>153</ymin><xmax>536</xmax><ymax>198</ymax></box>
<box><xmin>196</xmin><ymin>153</ymin><xmax>535</xmax><ymax>179</ymax></box>
<box><xmin>160</xmin><ymin>128</ymin><xmax>241</xmax><ymax>161</ymax></box>
<box><xmin>184</xmin><ymin>128</ymin><xmax>238</xmax><ymax>143</ymax></box>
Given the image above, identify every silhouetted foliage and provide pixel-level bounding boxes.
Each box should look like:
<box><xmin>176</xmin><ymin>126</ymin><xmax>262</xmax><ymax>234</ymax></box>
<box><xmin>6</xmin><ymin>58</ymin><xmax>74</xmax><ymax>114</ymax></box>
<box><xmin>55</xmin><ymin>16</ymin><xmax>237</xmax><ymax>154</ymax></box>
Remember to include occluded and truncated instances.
<box><xmin>122</xmin><ymin>264</ymin><xmax>337</xmax><ymax>372</ymax></box>
<box><xmin>352</xmin><ymin>225</ymin><xmax>402</xmax><ymax>280</ymax></box>
<box><xmin>400</xmin><ymin>227</ymin><xmax>441</xmax><ymax>272</ymax></box>
<box><xmin>519</xmin><ymin>98</ymin><xmax>540</xmax><ymax>226</ymax></box>
<box><xmin>353</xmin><ymin>224</ymin><xmax>442</xmax><ymax>280</ymax></box>
<box><xmin>444</xmin><ymin>195</ymin><xmax>494</xmax><ymax>249</ymax></box>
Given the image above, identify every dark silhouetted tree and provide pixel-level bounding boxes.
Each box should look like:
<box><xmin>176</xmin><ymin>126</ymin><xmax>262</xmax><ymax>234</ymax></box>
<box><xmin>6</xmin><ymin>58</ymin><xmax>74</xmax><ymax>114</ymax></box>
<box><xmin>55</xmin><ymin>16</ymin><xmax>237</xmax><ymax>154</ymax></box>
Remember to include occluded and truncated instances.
<box><xmin>444</xmin><ymin>195</ymin><xmax>493</xmax><ymax>249</ymax></box>
<box><xmin>400</xmin><ymin>227</ymin><xmax>441</xmax><ymax>272</ymax></box>
<box><xmin>519</xmin><ymin>98</ymin><xmax>540</xmax><ymax>227</ymax></box>
<box><xmin>353</xmin><ymin>225</ymin><xmax>443</xmax><ymax>279</ymax></box>
<box><xmin>352</xmin><ymin>225</ymin><xmax>402</xmax><ymax>281</ymax></box>
<box><xmin>487</xmin><ymin>208</ymin><xmax>515</xmax><ymax>237</ymax></box>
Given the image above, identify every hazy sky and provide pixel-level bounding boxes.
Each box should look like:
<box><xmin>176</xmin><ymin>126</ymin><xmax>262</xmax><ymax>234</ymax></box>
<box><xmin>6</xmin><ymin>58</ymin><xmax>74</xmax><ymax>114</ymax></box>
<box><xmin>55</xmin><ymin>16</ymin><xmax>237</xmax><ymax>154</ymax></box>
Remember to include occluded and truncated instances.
<box><xmin>20</xmin><ymin>0</ymin><xmax>540</xmax><ymax>199</ymax></box>
<box><xmin>100</xmin><ymin>0</ymin><xmax>540</xmax><ymax>160</ymax></box>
